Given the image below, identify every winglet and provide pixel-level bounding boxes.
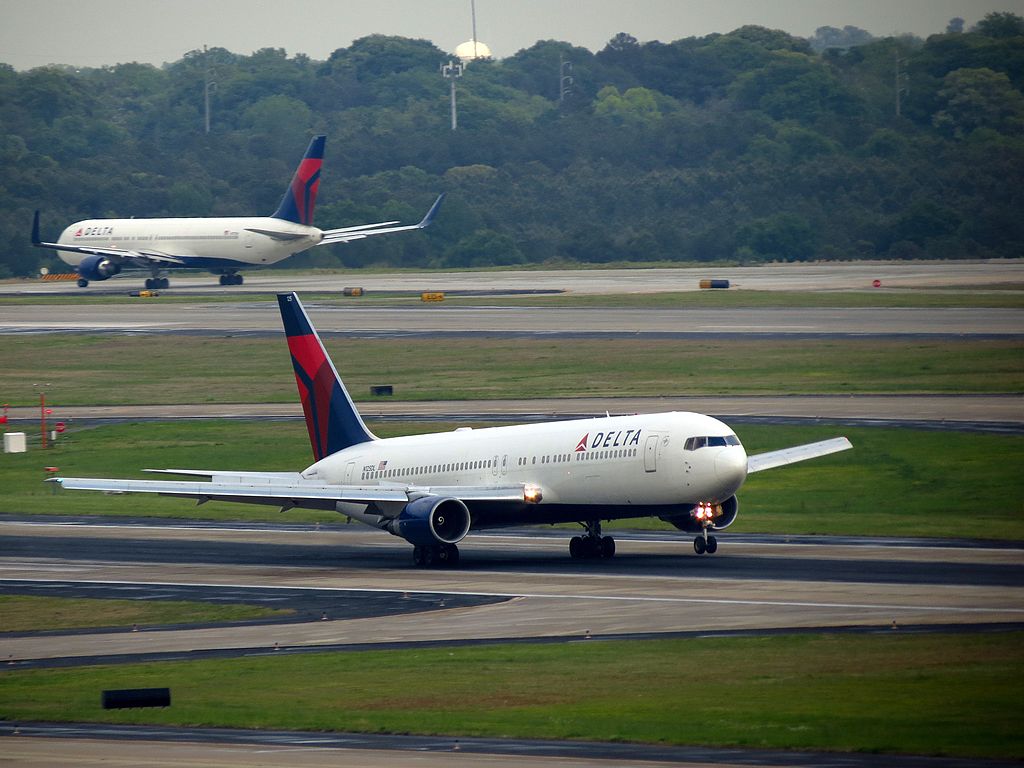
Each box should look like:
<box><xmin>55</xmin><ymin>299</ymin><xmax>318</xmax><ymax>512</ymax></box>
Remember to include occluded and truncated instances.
<box><xmin>417</xmin><ymin>193</ymin><xmax>445</xmax><ymax>229</ymax></box>
<box><xmin>271</xmin><ymin>136</ymin><xmax>326</xmax><ymax>226</ymax></box>
<box><xmin>278</xmin><ymin>292</ymin><xmax>376</xmax><ymax>460</ymax></box>
<box><xmin>31</xmin><ymin>210</ymin><xmax>42</xmax><ymax>246</ymax></box>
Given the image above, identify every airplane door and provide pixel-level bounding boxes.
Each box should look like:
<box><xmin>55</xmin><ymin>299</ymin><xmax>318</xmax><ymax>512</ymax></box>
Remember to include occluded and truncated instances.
<box><xmin>644</xmin><ymin>436</ymin><xmax>659</xmax><ymax>472</ymax></box>
<box><xmin>501</xmin><ymin>454</ymin><xmax>509</xmax><ymax>477</ymax></box>
<box><xmin>492</xmin><ymin>455</ymin><xmax>499</xmax><ymax>477</ymax></box>
<box><xmin>344</xmin><ymin>462</ymin><xmax>355</xmax><ymax>484</ymax></box>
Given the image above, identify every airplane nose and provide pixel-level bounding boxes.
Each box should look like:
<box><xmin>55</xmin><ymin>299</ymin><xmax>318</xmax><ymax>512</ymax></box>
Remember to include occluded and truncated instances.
<box><xmin>715</xmin><ymin>446</ymin><xmax>748</xmax><ymax>489</ymax></box>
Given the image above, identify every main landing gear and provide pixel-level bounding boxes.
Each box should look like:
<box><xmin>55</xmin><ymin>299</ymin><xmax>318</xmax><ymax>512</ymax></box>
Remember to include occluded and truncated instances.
<box><xmin>569</xmin><ymin>520</ymin><xmax>616</xmax><ymax>560</ymax></box>
<box><xmin>412</xmin><ymin>543</ymin><xmax>460</xmax><ymax>568</ymax></box>
<box><xmin>219</xmin><ymin>273</ymin><xmax>244</xmax><ymax>286</ymax></box>
<box><xmin>145</xmin><ymin>277</ymin><xmax>169</xmax><ymax>289</ymax></box>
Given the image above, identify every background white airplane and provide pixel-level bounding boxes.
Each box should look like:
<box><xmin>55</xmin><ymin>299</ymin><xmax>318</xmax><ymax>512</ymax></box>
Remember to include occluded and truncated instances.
<box><xmin>53</xmin><ymin>293</ymin><xmax>852</xmax><ymax>567</ymax></box>
<box><xmin>32</xmin><ymin>136</ymin><xmax>444</xmax><ymax>289</ymax></box>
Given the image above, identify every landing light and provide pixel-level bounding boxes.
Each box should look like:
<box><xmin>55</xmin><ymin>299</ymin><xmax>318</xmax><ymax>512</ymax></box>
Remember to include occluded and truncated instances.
<box><xmin>693</xmin><ymin>501</ymin><xmax>721</xmax><ymax>520</ymax></box>
<box><xmin>524</xmin><ymin>485</ymin><xmax>543</xmax><ymax>504</ymax></box>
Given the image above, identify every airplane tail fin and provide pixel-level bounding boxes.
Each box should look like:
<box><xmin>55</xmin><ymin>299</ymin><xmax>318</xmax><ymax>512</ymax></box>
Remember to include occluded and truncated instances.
<box><xmin>277</xmin><ymin>292</ymin><xmax>376</xmax><ymax>460</ymax></box>
<box><xmin>271</xmin><ymin>135</ymin><xmax>326</xmax><ymax>225</ymax></box>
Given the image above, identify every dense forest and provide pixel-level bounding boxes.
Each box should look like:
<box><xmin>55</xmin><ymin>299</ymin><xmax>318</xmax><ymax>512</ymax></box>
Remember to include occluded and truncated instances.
<box><xmin>1</xmin><ymin>12</ymin><xmax>1023</xmax><ymax>277</ymax></box>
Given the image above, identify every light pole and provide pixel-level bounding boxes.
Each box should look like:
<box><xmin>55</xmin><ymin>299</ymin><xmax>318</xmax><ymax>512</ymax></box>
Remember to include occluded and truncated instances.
<box><xmin>441</xmin><ymin>60</ymin><xmax>464</xmax><ymax>131</ymax></box>
<box><xmin>559</xmin><ymin>55</ymin><xmax>574</xmax><ymax>107</ymax></box>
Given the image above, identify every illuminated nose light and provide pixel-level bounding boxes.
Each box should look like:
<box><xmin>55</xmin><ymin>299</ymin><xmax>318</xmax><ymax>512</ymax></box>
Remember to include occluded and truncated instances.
<box><xmin>693</xmin><ymin>501</ymin><xmax>722</xmax><ymax>522</ymax></box>
<box><xmin>524</xmin><ymin>485</ymin><xmax>543</xmax><ymax>504</ymax></box>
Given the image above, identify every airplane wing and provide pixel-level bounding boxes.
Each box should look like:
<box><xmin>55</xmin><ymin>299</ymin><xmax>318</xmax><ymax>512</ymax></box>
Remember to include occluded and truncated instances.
<box><xmin>34</xmin><ymin>242</ymin><xmax>185</xmax><ymax>267</ymax></box>
<box><xmin>31</xmin><ymin>213</ymin><xmax>184</xmax><ymax>266</ymax></box>
<box><xmin>319</xmin><ymin>193</ymin><xmax>445</xmax><ymax>246</ymax></box>
<box><xmin>746</xmin><ymin>437</ymin><xmax>852</xmax><ymax>474</ymax></box>
<box><xmin>50</xmin><ymin>472</ymin><xmax>529</xmax><ymax>512</ymax></box>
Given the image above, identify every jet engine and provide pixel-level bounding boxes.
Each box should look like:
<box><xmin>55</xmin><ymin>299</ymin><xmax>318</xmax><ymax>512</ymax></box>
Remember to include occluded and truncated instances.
<box><xmin>77</xmin><ymin>255</ymin><xmax>122</xmax><ymax>281</ymax></box>
<box><xmin>386</xmin><ymin>496</ymin><xmax>471</xmax><ymax>547</ymax></box>
<box><xmin>659</xmin><ymin>495</ymin><xmax>739</xmax><ymax>533</ymax></box>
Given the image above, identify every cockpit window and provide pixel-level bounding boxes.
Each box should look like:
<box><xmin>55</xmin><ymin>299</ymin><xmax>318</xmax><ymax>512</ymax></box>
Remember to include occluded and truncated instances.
<box><xmin>684</xmin><ymin>434</ymin><xmax>741</xmax><ymax>451</ymax></box>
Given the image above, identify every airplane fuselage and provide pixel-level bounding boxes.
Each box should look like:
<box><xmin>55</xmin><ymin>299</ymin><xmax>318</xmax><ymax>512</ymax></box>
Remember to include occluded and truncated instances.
<box><xmin>303</xmin><ymin>412</ymin><xmax>748</xmax><ymax>527</ymax></box>
<box><xmin>55</xmin><ymin>217</ymin><xmax>323</xmax><ymax>270</ymax></box>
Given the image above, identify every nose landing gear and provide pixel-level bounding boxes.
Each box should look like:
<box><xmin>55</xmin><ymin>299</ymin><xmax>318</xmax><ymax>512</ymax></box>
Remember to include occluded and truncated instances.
<box><xmin>692</xmin><ymin>501</ymin><xmax>719</xmax><ymax>555</ymax></box>
<box><xmin>693</xmin><ymin>530</ymin><xmax>718</xmax><ymax>555</ymax></box>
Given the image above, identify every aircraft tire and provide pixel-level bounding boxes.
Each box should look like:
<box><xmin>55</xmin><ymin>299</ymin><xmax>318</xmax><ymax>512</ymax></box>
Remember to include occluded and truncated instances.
<box><xmin>693</xmin><ymin>536</ymin><xmax>707</xmax><ymax>555</ymax></box>
<box><xmin>145</xmin><ymin>278</ymin><xmax>153</xmax><ymax>289</ymax></box>
<box><xmin>706</xmin><ymin>536</ymin><xmax>718</xmax><ymax>554</ymax></box>
<box><xmin>412</xmin><ymin>546</ymin><xmax>425</xmax><ymax>567</ymax></box>
<box><xmin>569</xmin><ymin>536</ymin><xmax>583</xmax><ymax>559</ymax></box>
<box><xmin>77</xmin><ymin>278</ymin><xmax>88</xmax><ymax>288</ymax></box>
<box><xmin>440</xmin><ymin>543</ymin><xmax>460</xmax><ymax>567</ymax></box>
<box><xmin>601</xmin><ymin>536</ymin><xmax>616</xmax><ymax>559</ymax></box>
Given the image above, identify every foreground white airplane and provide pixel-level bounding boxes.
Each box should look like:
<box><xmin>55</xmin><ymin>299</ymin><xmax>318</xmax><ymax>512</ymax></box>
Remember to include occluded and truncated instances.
<box><xmin>32</xmin><ymin>136</ymin><xmax>443</xmax><ymax>289</ymax></box>
<box><xmin>53</xmin><ymin>293</ymin><xmax>852</xmax><ymax>567</ymax></box>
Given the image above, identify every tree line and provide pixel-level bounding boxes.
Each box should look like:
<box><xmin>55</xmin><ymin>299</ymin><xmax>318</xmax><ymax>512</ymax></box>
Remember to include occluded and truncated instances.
<box><xmin>0</xmin><ymin>12</ymin><xmax>1022</xmax><ymax>277</ymax></box>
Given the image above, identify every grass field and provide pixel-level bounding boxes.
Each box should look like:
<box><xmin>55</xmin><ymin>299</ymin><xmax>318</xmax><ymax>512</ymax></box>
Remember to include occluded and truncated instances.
<box><xmin>0</xmin><ymin>595</ymin><xmax>293</xmax><ymax>632</ymax></box>
<box><xmin>3</xmin><ymin>420</ymin><xmax>1022</xmax><ymax>540</ymax></box>
<box><xmin>4</xmin><ymin>335</ymin><xmax>1021</xmax><ymax>406</ymax></box>
<box><xmin>0</xmin><ymin>632</ymin><xmax>1020</xmax><ymax>759</ymax></box>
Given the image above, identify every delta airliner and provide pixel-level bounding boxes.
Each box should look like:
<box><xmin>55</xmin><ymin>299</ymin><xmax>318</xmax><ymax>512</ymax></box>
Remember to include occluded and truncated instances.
<box><xmin>53</xmin><ymin>293</ymin><xmax>852</xmax><ymax>567</ymax></box>
<box><xmin>32</xmin><ymin>136</ymin><xmax>443</xmax><ymax>289</ymax></box>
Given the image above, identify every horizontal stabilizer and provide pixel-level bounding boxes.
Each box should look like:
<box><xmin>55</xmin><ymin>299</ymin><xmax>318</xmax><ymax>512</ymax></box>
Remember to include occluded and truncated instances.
<box><xmin>747</xmin><ymin>437</ymin><xmax>852</xmax><ymax>474</ymax></box>
<box><xmin>319</xmin><ymin>193</ymin><xmax>445</xmax><ymax>246</ymax></box>
<box><xmin>244</xmin><ymin>227</ymin><xmax>309</xmax><ymax>242</ymax></box>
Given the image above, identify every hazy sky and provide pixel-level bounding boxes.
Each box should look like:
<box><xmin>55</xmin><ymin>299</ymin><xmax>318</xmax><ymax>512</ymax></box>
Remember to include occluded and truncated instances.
<box><xmin>2</xmin><ymin>0</ymin><xmax>1022</xmax><ymax>70</ymax></box>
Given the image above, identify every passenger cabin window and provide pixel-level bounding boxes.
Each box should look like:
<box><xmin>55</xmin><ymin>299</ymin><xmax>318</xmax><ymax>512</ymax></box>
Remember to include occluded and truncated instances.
<box><xmin>684</xmin><ymin>435</ymin><xmax>740</xmax><ymax>451</ymax></box>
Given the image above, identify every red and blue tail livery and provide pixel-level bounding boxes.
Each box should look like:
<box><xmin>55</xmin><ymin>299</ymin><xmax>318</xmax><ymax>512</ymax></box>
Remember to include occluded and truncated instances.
<box><xmin>271</xmin><ymin>135</ymin><xmax>325</xmax><ymax>225</ymax></box>
<box><xmin>278</xmin><ymin>292</ymin><xmax>375</xmax><ymax>459</ymax></box>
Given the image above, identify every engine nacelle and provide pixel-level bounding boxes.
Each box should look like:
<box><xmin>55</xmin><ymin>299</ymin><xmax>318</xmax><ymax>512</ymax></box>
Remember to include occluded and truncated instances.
<box><xmin>386</xmin><ymin>496</ymin><xmax>471</xmax><ymax>547</ymax></box>
<box><xmin>660</xmin><ymin>495</ymin><xmax>739</xmax><ymax>533</ymax></box>
<box><xmin>77</xmin><ymin>254</ymin><xmax>122</xmax><ymax>281</ymax></box>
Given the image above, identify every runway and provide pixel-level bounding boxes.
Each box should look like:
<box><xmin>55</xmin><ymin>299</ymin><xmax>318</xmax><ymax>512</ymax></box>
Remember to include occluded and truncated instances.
<box><xmin>2</xmin><ymin>521</ymin><xmax>1021</xmax><ymax>668</ymax></box>
<box><xmin>4</xmin><ymin>723</ymin><xmax>1017</xmax><ymax>768</ymax></box>
<box><xmin>2</xmin><ymin>519</ymin><xmax>1022</xmax><ymax>765</ymax></box>
<box><xmin>5</xmin><ymin>260</ymin><xmax>1023</xmax><ymax>296</ymax></box>
<box><xmin>2</xmin><ymin>302</ymin><xmax>1022</xmax><ymax>337</ymax></box>
<box><xmin>4</xmin><ymin>394</ymin><xmax>1022</xmax><ymax>431</ymax></box>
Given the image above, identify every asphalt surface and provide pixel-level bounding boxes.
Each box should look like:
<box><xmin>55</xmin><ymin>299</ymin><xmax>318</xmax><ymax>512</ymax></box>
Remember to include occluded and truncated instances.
<box><xmin>4</xmin><ymin>722</ymin><xmax>1020</xmax><ymax>768</ymax></box>
<box><xmin>2</xmin><ymin>302</ymin><xmax>1022</xmax><ymax>338</ymax></box>
<box><xmin>5</xmin><ymin>394</ymin><xmax>1022</xmax><ymax>432</ymax></box>
<box><xmin>3</xmin><ymin>520</ymin><xmax>1023</xmax><ymax>766</ymax></box>
<box><xmin>2</xmin><ymin>521</ymin><xmax>1022</xmax><ymax>766</ymax></box>
<box><xmin>5</xmin><ymin>260</ymin><xmax>1023</xmax><ymax>295</ymax></box>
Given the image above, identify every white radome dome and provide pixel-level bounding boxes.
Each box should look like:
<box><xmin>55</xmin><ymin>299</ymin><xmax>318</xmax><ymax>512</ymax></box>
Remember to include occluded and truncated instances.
<box><xmin>455</xmin><ymin>39</ymin><xmax>492</xmax><ymax>61</ymax></box>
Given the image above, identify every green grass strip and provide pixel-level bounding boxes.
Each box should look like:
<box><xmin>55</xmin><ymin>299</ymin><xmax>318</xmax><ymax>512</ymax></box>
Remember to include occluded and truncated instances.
<box><xmin>2</xmin><ymin>335</ymin><xmax>1021</xmax><ymax>406</ymax></box>
<box><xmin>0</xmin><ymin>633</ymin><xmax>1020</xmax><ymax>759</ymax></box>
<box><xmin>0</xmin><ymin>596</ymin><xmax>293</xmax><ymax>632</ymax></box>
